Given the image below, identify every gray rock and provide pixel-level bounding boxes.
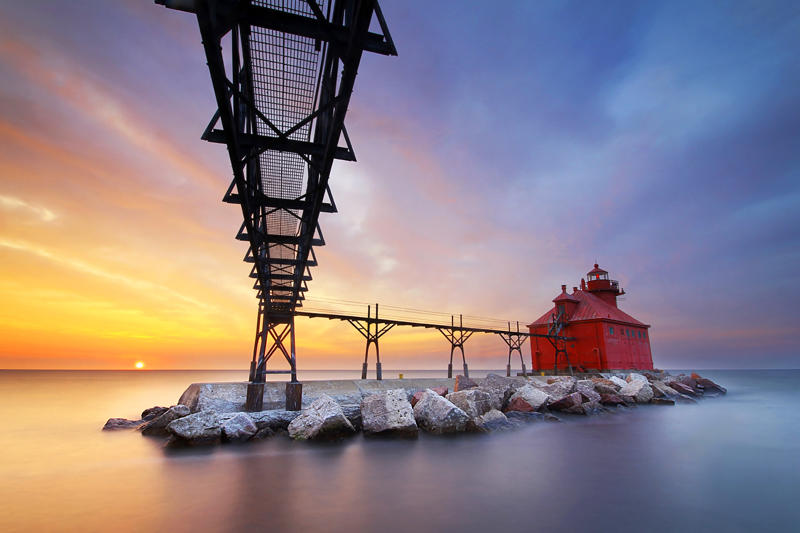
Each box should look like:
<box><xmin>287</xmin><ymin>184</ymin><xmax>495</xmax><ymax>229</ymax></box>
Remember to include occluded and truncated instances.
<box><xmin>166</xmin><ymin>411</ymin><xmax>222</xmax><ymax>445</ymax></box>
<box><xmin>248</xmin><ymin>409</ymin><xmax>301</xmax><ymax>430</ymax></box>
<box><xmin>140</xmin><ymin>404</ymin><xmax>190</xmax><ymax>436</ymax></box>
<box><xmin>609</xmin><ymin>376</ymin><xmax>629</xmax><ymax>389</ymax></box>
<box><xmin>221</xmin><ymin>412</ymin><xmax>257</xmax><ymax>442</ymax></box>
<box><xmin>618</xmin><ymin>379</ymin><xmax>654</xmax><ymax>403</ymax></box>
<box><xmin>594</xmin><ymin>383</ymin><xmax>619</xmax><ymax>395</ymax></box>
<box><xmin>413</xmin><ymin>389</ymin><xmax>470</xmax><ymax>434</ymax></box>
<box><xmin>288</xmin><ymin>395</ymin><xmax>355</xmax><ymax>440</ymax></box>
<box><xmin>534</xmin><ymin>378</ymin><xmax>576</xmax><ymax>400</ymax></box>
<box><xmin>446</xmin><ymin>388</ymin><xmax>494</xmax><ymax>419</ymax></box>
<box><xmin>103</xmin><ymin>418</ymin><xmax>143</xmax><ymax>430</ymax></box>
<box><xmin>479</xmin><ymin>374</ymin><xmax>524</xmax><ymax>409</ymax></box>
<box><xmin>252</xmin><ymin>427</ymin><xmax>275</xmax><ymax>440</ymax></box>
<box><xmin>651</xmin><ymin>380</ymin><xmax>679</xmax><ymax>398</ymax></box>
<box><xmin>360</xmin><ymin>389</ymin><xmax>418</xmax><ymax>437</ymax></box>
<box><xmin>507</xmin><ymin>384</ymin><xmax>550</xmax><ymax>412</ymax></box>
<box><xmin>340</xmin><ymin>404</ymin><xmax>363</xmax><ymax>431</ymax></box>
<box><xmin>627</xmin><ymin>373</ymin><xmax>648</xmax><ymax>384</ymax></box>
<box><xmin>474</xmin><ymin>409</ymin><xmax>514</xmax><ymax>432</ymax></box>
<box><xmin>141</xmin><ymin>406</ymin><xmax>169</xmax><ymax>421</ymax></box>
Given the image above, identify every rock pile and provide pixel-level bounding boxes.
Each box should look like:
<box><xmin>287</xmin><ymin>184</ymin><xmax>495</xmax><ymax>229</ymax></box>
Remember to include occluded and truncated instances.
<box><xmin>102</xmin><ymin>371</ymin><xmax>726</xmax><ymax>446</ymax></box>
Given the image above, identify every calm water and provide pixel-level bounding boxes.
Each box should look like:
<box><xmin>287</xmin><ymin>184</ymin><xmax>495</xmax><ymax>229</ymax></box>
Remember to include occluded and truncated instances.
<box><xmin>1</xmin><ymin>369</ymin><xmax>798</xmax><ymax>532</ymax></box>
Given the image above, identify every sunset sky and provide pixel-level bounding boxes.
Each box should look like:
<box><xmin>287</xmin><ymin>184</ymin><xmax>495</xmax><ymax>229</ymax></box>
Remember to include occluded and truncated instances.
<box><xmin>1</xmin><ymin>1</ymin><xmax>798</xmax><ymax>371</ymax></box>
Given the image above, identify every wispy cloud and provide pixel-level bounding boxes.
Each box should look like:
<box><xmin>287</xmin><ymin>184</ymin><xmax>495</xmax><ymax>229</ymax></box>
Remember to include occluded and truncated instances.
<box><xmin>0</xmin><ymin>194</ymin><xmax>56</xmax><ymax>222</ymax></box>
<box><xmin>0</xmin><ymin>237</ymin><xmax>211</xmax><ymax>311</ymax></box>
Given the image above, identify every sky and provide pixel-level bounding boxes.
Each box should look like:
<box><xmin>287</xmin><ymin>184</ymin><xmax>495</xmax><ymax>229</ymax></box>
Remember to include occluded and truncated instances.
<box><xmin>0</xmin><ymin>0</ymin><xmax>798</xmax><ymax>370</ymax></box>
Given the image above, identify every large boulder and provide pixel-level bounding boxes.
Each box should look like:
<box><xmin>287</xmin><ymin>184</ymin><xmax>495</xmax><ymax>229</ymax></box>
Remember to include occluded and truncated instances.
<box><xmin>103</xmin><ymin>418</ymin><xmax>143</xmax><ymax>430</ymax></box>
<box><xmin>360</xmin><ymin>389</ymin><xmax>418</xmax><ymax>437</ymax></box>
<box><xmin>548</xmin><ymin>392</ymin><xmax>586</xmax><ymax>414</ymax></box>
<box><xmin>221</xmin><ymin>413</ymin><xmax>258</xmax><ymax>442</ymax></box>
<box><xmin>248</xmin><ymin>409</ymin><xmax>301</xmax><ymax>430</ymax></box>
<box><xmin>479</xmin><ymin>374</ymin><xmax>524</xmax><ymax>409</ymax></box>
<box><xmin>166</xmin><ymin>411</ymin><xmax>222</xmax><ymax>445</ymax></box>
<box><xmin>454</xmin><ymin>375</ymin><xmax>478</xmax><ymax>392</ymax></box>
<box><xmin>626</xmin><ymin>373</ymin><xmax>648</xmax><ymax>384</ymax></box>
<box><xmin>140</xmin><ymin>404</ymin><xmax>190</xmax><ymax>436</ymax></box>
<box><xmin>534</xmin><ymin>378</ymin><xmax>576</xmax><ymax>400</ymax></box>
<box><xmin>696</xmin><ymin>377</ymin><xmax>727</xmax><ymax>395</ymax></box>
<box><xmin>594</xmin><ymin>382</ymin><xmax>619</xmax><ymax>395</ymax></box>
<box><xmin>410</xmin><ymin>387</ymin><xmax>447</xmax><ymax>407</ymax></box>
<box><xmin>591</xmin><ymin>377</ymin><xmax>621</xmax><ymax>391</ymax></box>
<box><xmin>413</xmin><ymin>389</ymin><xmax>470</xmax><ymax>434</ymax></box>
<box><xmin>446</xmin><ymin>388</ymin><xmax>493</xmax><ymax>419</ymax></box>
<box><xmin>287</xmin><ymin>395</ymin><xmax>355</xmax><ymax>440</ymax></box>
<box><xmin>473</xmin><ymin>409</ymin><xmax>514</xmax><ymax>432</ymax></box>
<box><xmin>669</xmin><ymin>382</ymin><xmax>698</xmax><ymax>397</ymax></box>
<box><xmin>141</xmin><ymin>406</ymin><xmax>169</xmax><ymax>421</ymax></box>
<box><xmin>618</xmin><ymin>379</ymin><xmax>654</xmax><ymax>404</ymax></box>
<box><xmin>576</xmin><ymin>380</ymin><xmax>600</xmax><ymax>400</ymax></box>
<box><xmin>505</xmin><ymin>384</ymin><xmax>550</xmax><ymax>412</ymax></box>
<box><xmin>651</xmin><ymin>380</ymin><xmax>679</xmax><ymax>398</ymax></box>
<box><xmin>600</xmin><ymin>393</ymin><xmax>626</xmax><ymax>406</ymax></box>
<box><xmin>340</xmin><ymin>404</ymin><xmax>363</xmax><ymax>431</ymax></box>
<box><xmin>609</xmin><ymin>376</ymin><xmax>629</xmax><ymax>389</ymax></box>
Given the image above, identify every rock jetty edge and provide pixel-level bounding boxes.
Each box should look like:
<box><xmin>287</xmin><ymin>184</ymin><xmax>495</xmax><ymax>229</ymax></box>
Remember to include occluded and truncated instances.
<box><xmin>102</xmin><ymin>372</ymin><xmax>726</xmax><ymax>446</ymax></box>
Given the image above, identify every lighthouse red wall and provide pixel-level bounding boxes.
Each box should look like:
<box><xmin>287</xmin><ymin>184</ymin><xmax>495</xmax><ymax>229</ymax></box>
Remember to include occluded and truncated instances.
<box><xmin>529</xmin><ymin>320</ymin><xmax>654</xmax><ymax>372</ymax></box>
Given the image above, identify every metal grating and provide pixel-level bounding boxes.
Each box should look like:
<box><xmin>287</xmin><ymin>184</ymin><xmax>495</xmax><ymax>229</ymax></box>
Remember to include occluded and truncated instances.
<box><xmin>248</xmin><ymin>0</ymin><xmax>328</xmax><ymax>304</ymax></box>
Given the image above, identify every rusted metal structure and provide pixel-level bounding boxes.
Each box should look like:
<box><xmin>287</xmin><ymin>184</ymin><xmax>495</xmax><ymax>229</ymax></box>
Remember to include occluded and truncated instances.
<box><xmin>529</xmin><ymin>264</ymin><xmax>654</xmax><ymax>373</ymax></box>
<box><xmin>157</xmin><ymin>0</ymin><xmax>396</xmax><ymax>410</ymax></box>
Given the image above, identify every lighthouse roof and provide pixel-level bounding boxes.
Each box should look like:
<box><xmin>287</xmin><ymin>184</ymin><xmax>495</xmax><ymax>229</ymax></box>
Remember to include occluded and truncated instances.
<box><xmin>529</xmin><ymin>289</ymin><xmax>647</xmax><ymax>327</ymax></box>
<box><xmin>587</xmin><ymin>263</ymin><xmax>607</xmax><ymax>275</ymax></box>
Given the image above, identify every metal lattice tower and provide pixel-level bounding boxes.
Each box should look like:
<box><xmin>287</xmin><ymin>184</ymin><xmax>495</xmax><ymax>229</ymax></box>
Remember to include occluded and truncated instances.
<box><xmin>157</xmin><ymin>0</ymin><xmax>396</xmax><ymax>409</ymax></box>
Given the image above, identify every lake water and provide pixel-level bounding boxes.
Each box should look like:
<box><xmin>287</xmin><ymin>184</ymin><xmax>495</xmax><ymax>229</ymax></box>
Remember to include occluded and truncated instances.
<box><xmin>1</xmin><ymin>369</ymin><xmax>798</xmax><ymax>532</ymax></box>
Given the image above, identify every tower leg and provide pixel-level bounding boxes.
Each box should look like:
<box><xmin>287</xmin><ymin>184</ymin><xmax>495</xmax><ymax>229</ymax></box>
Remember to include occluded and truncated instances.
<box><xmin>506</xmin><ymin>364</ymin><xmax>511</xmax><ymax>377</ymax></box>
<box><xmin>375</xmin><ymin>341</ymin><xmax>382</xmax><ymax>380</ymax></box>
<box><xmin>447</xmin><ymin>363</ymin><xmax>453</xmax><ymax>379</ymax></box>
<box><xmin>285</xmin><ymin>382</ymin><xmax>302</xmax><ymax>411</ymax></box>
<box><xmin>361</xmin><ymin>362</ymin><xmax>368</xmax><ymax>380</ymax></box>
<box><xmin>245</xmin><ymin>382</ymin><xmax>264</xmax><ymax>412</ymax></box>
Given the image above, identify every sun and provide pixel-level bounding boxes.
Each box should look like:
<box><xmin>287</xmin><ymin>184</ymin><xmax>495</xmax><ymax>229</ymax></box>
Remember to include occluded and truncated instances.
<box><xmin>134</xmin><ymin>361</ymin><xmax>145</xmax><ymax>370</ymax></box>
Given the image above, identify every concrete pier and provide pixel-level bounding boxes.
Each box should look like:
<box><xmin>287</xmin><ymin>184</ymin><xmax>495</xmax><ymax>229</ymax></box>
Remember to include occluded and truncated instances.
<box><xmin>178</xmin><ymin>378</ymin><xmax>458</xmax><ymax>414</ymax></box>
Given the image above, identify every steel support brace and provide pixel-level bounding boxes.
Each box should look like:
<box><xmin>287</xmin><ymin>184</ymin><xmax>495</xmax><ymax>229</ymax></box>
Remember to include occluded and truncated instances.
<box><xmin>246</xmin><ymin>301</ymin><xmax>301</xmax><ymax>411</ymax></box>
<box><xmin>500</xmin><ymin>321</ymin><xmax>527</xmax><ymax>377</ymax></box>
<box><xmin>438</xmin><ymin>315</ymin><xmax>473</xmax><ymax>378</ymax></box>
<box><xmin>348</xmin><ymin>304</ymin><xmax>394</xmax><ymax>380</ymax></box>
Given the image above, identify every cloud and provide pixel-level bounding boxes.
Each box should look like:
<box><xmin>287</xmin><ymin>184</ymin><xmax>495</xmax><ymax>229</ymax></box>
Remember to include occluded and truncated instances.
<box><xmin>0</xmin><ymin>194</ymin><xmax>56</xmax><ymax>222</ymax></box>
<box><xmin>0</xmin><ymin>237</ymin><xmax>211</xmax><ymax>311</ymax></box>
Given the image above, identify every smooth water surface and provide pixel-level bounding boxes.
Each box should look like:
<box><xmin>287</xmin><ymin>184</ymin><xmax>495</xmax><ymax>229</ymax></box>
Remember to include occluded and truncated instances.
<box><xmin>1</xmin><ymin>369</ymin><xmax>798</xmax><ymax>532</ymax></box>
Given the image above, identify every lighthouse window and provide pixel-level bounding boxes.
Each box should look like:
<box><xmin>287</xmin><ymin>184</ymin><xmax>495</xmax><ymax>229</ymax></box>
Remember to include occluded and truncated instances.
<box><xmin>609</xmin><ymin>326</ymin><xmax>614</xmax><ymax>335</ymax></box>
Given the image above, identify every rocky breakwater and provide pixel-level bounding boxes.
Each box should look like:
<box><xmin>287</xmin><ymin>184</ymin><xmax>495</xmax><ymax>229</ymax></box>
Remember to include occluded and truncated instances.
<box><xmin>102</xmin><ymin>372</ymin><xmax>726</xmax><ymax>446</ymax></box>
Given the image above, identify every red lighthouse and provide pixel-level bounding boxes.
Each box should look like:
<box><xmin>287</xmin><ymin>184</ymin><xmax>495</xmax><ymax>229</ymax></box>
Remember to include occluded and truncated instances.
<box><xmin>528</xmin><ymin>264</ymin><xmax>654</xmax><ymax>372</ymax></box>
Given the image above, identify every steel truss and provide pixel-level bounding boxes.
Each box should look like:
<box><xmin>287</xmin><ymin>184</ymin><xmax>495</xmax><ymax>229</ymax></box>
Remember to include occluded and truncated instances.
<box><xmin>438</xmin><ymin>315</ymin><xmax>473</xmax><ymax>379</ymax></box>
<box><xmin>347</xmin><ymin>304</ymin><xmax>394</xmax><ymax>380</ymax></box>
<box><xmin>296</xmin><ymin>306</ymin><xmax>574</xmax><ymax>380</ymax></box>
<box><xmin>157</xmin><ymin>0</ymin><xmax>396</xmax><ymax>409</ymax></box>
<box><xmin>499</xmin><ymin>321</ymin><xmax>527</xmax><ymax>377</ymax></box>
